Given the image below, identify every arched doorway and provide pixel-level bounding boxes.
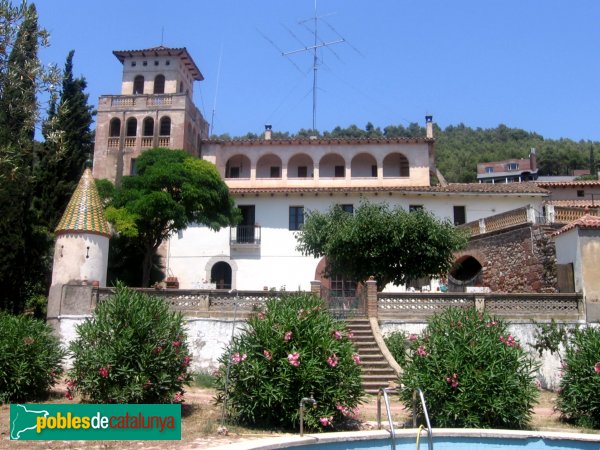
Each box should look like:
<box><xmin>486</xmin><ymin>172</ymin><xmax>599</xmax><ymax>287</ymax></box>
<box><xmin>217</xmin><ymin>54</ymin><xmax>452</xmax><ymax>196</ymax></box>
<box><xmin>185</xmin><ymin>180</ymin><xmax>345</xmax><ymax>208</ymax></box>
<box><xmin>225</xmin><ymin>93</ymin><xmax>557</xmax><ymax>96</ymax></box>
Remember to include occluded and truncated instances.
<box><xmin>211</xmin><ymin>262</ymin><xmax>232</xmax><ymax>290</ymax></box>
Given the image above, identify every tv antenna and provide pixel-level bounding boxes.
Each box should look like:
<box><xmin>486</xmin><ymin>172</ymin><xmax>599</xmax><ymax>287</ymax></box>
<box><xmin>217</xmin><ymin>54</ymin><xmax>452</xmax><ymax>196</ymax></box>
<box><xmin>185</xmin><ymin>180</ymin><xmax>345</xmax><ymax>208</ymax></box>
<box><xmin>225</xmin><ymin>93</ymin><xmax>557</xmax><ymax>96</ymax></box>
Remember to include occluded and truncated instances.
<box><xmin>281</xmin><ymin>0</ymin><xmax>345</xmax><ymax>131</ymax></box>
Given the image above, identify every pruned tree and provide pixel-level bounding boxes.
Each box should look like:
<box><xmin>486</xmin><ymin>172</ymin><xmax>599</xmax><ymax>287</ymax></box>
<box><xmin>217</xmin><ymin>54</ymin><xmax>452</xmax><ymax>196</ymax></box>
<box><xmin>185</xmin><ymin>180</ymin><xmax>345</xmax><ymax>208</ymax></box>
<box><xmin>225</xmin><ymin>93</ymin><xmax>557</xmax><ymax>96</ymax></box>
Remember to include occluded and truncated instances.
<box><xmin>296</xmin><ymin>201</ymin><xmax>468</xmax><ymax>289</ymax></box>
<box><xmin>105</xmin><ymin>148</ymin><xmax>240</xmax><ymax>286</ymax></box>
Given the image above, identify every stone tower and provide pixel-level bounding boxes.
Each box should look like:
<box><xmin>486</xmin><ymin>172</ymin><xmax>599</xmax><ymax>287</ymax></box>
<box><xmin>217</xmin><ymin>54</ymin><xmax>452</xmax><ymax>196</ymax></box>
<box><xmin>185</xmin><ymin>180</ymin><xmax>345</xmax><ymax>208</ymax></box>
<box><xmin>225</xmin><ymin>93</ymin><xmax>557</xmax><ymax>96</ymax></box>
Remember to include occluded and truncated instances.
<box><xmin>47</xmin><ymin>168</ymin><xmax>110</xmax><ymax>332</ymax></box>
<box><xmin>92</xmin><ymin>46</ymin><xmax>209</xmax><ymax>183</ymax></box>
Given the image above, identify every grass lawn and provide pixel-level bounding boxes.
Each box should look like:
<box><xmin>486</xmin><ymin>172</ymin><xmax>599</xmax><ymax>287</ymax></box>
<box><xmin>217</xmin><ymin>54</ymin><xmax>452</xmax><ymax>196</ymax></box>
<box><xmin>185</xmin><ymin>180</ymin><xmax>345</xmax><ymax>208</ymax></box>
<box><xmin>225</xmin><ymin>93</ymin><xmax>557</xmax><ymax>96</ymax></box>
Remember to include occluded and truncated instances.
<box><xmin>0</xmin><ymin>387</ymin><xmax>597</xmax><ymax>449</ymax></box>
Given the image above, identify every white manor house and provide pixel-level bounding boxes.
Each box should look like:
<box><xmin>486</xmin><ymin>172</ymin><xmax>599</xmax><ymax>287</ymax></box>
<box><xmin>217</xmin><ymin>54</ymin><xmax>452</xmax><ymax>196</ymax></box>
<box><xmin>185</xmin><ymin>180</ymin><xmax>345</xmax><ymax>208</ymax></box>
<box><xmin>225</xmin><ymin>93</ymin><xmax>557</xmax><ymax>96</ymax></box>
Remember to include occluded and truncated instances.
<box><xmin>91</xmin><ymin>46</ymin><xmax>550</xmax><ymax>293</ymax></box>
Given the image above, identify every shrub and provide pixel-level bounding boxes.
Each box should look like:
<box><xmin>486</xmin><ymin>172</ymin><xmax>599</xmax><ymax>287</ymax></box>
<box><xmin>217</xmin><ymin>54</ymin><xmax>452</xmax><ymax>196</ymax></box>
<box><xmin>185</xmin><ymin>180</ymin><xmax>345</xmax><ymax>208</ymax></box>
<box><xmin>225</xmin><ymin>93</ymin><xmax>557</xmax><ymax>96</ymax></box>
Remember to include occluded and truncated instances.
<box><xmin>556</xmin><ymin>326</ymin><xmax>600</xmax><ymax>428</ymax></box>
<box><xmin>214</xmin><ymin>293</ymin><xmax>364</xmax><ymax>430</ymax></box>
<box><xmin>0</xmin><ymin>312</ymin><xmax>65</xmax><ymax>402</ymax></box>
<box><xmin>67</xmin><ymin>284</ymin><xmax>192</xmax><ymax>403</ymax></box>
<box><xmin>384</xmin><ymin>330</ymin><xmax>409</xmax><ymax>367</ymax></box>
<box><xmin>398</xmin><ymin>307</ymin><xmax>539</xmax><ymax>429</ymax></box>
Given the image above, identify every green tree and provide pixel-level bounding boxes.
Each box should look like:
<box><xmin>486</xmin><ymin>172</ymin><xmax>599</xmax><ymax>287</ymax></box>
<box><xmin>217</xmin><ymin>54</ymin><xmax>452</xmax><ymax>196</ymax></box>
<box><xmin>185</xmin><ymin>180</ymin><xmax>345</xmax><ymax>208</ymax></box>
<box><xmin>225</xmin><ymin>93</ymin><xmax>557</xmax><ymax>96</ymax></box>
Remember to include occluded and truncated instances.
<box><xmin>296</xmin><ymin>201</ymin><xmax>468</xmax><ymax>289</ymax></box>
<box><xmin>105</xmin><ymin>148</ymin><xmax>240</xmax><ymax>286</ymax></box>
<box><xmin>34</xmin><ymin>49</ymin><xmax>95</xmax><ymax>230</ymax></box>
<box><xmin>0</xmin><ymin>2</ymin><xmax>56</xmax><ymax>313</ymax></box>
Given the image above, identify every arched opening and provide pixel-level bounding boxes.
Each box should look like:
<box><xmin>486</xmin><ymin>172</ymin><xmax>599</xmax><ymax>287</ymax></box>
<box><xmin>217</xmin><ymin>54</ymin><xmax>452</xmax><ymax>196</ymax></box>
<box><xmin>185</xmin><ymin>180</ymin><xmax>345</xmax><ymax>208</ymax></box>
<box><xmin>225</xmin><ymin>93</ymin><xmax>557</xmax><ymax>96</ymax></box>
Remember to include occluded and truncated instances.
<box><xmin>211</xmin><ymin>262</ymin><xmax>232</xmax><ymax>290</ymax></box>
<box><xmin>133</xmin><ymin>75</ymin><xmax>144</xmax><ymax>95</ymax></box>
<box><xmin>159</xmin><ymin>116</ymin><xmax>171</xmax><ymax>136</ymax></box>
<box><xmin>154</xmin><ymin>74</ymin><xmax>165</xmax><ymax>94</ymax></box>
<box><xmin>142</xmin><ymin>117</ymin><xmax>154</xmax><ymax>136</ymax></box>
<box><xmin>225</xmin><ymin>154</ymin><xmax>251</xmax><ymax>179</ymax></box>
<box><xmin>109</xmin><ymin>118</ymin><xmax>121</xmax><ymax>137</ymax></box>
<box><xmin>256</xmin><ymin>153</ymin><xmax>282</xmax><ymax>178</ymax></box>
<box><xmin>126</xmin><ymin>117</ymin><xmax>137</xmax><ymax>137</ymax></box>
<box><xmin>383</xmin><ymin>153</ymin><xmax>410</xmax><ymax>177</ymax></box>
<box><xmin>288</xmin><ymin>153</ymin><xmax>314</xmax><ymax>178</ymax></box>
<box><xmin>449</xmin><ymin>255</ymin><xmax>483</xmax><ymax>291</ymax></box>
<box><xmin>319</xmin><ymin>153</ymin><xmax>346</xmax><ymax>178</ymax></box>
<box><xmin>351</xmin><ymin>153</ymin><xmax>377</xmax><ymax>178</ymax></box>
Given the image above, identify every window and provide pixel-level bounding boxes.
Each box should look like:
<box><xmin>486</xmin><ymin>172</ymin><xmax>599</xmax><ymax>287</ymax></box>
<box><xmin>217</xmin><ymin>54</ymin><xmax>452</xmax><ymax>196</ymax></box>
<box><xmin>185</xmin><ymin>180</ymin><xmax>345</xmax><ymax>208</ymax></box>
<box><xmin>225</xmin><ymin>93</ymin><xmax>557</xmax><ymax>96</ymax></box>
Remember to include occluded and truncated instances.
<box><xmin>165</xmin><ymin>60</ymin><xmax>170</xmax><ymax>66</ymax></box>
<box><xmin>109</xmin><ymin>118</ymin><xmax>121</xmax><ymax>137</ymax></box>
<box><xmin>339</xmin><ymin>204</ymin><xmax>354</xmax><ymax>214</ymax></box>
<box><xmin>577</xmin><ymin>190</ymin><xmax>585</xmax><ymax>197</ymax></box>
<box><xmin>142</xmin><ymin>117</ymin><xmax>154</xmax><ymax>136</ymax></box>
<box><xmin>142</xmin><ymin>61</ymin><xmax>148</xmax><ymax>66</ymax></box>
<box><xmin>298</xmin><ymin>166</ymin><xmax>308</xmax><ymax>178</ymax></box>
<box><xmin>371</xmin><ymin>165</ymin><xmax>377</xmax><ymax>177</ymax></box>
<box><xmin>330</xmin><ymin>275</ymin><xmax>357</xmax><ymax>297</ymax></box>
<box><xmin>334</xmin><ymin>165</ymin><xmax>345</xmax><ymax>177</ymax></box>
<box><xmin>399</xmin><ymin>155</ymin><xmax>409</xmax><ymax>177</ymax></box>
<box><xmin>485</xmin><ymin>167</ymin><xmax>494</xmax><ymax>173</ymax></box>
<box><xmin>409</xmin><ymin>205</ymin><xmax>423</xmax><ymax>212</ymax></box>
<box><xmin>133</xmin><ymin>75</ymin><xmax>144</xmax><ymax>95</ymax></box>
<box><xmin>229</xmin><ymin>167</ymin><xmax>240</xmax><ymax>178</ymax></box>
<box><xmin>179</xmin><ymin>81</ymin><xmax>183</xmax><ymax>93</ymax></box>
<box><xmin>126</xmin><ymin>118</ymin><xmax>137</xmax><ymax>137</ymax></box>
<box><xmin>154</xmin><ymin>60</ymin><xmax>159</xmax><ymax>66</ymax></box>
<box><xmin>154</xmin><ymin>74</ymin><xmax>165</xmax><ymax>94</ymax></box>
<box><xmin>506</xmin><ymin>163</ymin><xmax>519</xmax><ymax>171</ymax></box>
<box><xmin>130</xmin><ymin>158</ymin><xmax>138</xmax><ymax>175</ymax></box>
<box><xmin>131</xmin><ymin>61</ymin><xmax>136</xmax><ymax>67</ymax></box>
<box><xmin>159</xmin><ymin>117</ymin><xmax>171</xmax><ymax>136</ymax></box>
<box><xmin>270</xmin><ymin>166</ymin><xmax>280</xmax><ymax>178</ymax></box>
<box><xmin>289</xmin><ymin>206</ymin><xmax>304</xmax><ymax>231</ymax></box>
<box><xmin>453</xmin><ymin>206</ymin><xmax>466</xmax><ymax>225</ymax></box>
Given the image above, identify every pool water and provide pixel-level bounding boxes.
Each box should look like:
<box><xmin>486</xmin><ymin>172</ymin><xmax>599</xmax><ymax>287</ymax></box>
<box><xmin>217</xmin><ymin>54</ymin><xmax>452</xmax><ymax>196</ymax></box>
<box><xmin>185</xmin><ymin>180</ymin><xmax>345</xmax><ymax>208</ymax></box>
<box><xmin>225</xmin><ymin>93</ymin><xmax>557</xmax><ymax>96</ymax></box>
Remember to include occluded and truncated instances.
<box><xmin>291</xmin><ymin>436</ymin><xmax>600</xmax><ymax>450</ymax></box>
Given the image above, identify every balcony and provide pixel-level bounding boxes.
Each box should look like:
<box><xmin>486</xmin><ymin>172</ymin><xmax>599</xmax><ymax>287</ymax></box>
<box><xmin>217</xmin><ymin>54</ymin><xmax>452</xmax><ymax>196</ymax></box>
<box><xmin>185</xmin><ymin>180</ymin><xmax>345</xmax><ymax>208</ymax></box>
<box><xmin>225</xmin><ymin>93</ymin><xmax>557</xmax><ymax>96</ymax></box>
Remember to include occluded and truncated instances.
<box><xmin>230</xmin><ymin>225</ymin><xmax>261</xmax><ymax>249</ymax></box>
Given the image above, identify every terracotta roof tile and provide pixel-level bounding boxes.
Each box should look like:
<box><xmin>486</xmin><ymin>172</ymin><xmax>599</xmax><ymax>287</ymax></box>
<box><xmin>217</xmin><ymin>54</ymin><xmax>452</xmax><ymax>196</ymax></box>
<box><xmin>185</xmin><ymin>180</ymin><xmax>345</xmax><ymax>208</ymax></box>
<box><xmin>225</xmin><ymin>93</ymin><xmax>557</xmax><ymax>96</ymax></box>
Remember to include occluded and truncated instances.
<box><xmin>536</xmin><ymin>180</ymin><xmax>600</xmax><ymax>188</ymax></box>
<box><xmin>112</xmin><ymin>47</ymin><xmax>203</xmax><ymax>80</ymax></box>
<box><xmin>202</xmin><ymin>137</ymin><xmax>434</xmax><ymax>146</ymax></box>
<box><xmin>55</xmin><ymin>169</ymin><xmax>110</xmax><ymax>237</ymax></box>
<box><xmin>545</xmin><ymin>200</ymin><xmax>600</xmax><ymax>208</ymax></box>
<box><xmin>228</xmin><ymin>182</ymin><xmax>548</xmax><ymax>196</ymax></box>
<box><xmin>553</xmin><ymin>213</ymin><xmax>600</xmax><ymax>236</ymax></box>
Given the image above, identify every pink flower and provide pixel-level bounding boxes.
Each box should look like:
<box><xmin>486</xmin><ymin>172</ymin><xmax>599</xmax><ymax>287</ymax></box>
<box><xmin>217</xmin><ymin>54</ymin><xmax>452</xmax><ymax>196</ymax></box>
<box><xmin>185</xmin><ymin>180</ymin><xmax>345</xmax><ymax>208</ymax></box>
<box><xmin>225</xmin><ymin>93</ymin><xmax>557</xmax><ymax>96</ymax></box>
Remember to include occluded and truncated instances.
<box><xmin>178</xmin><ymin>374</ymin><xmax>185</xmax><ymax>382</ymax></box>
<box><xmin>327</xmin><ymin>354</ymin><xmax>339</xmax><ymax>367</ymax></box>
<box><xmin>352</xmin><ymin>354</ymin><xmax>361</xmax><ymax>365</ymax></box>
<box><xmin>319</xmin><ymin>416</ymin><xmax>333</xmax><ymax>426</ymax></box>
<box><xmin>64</xmin><ymin>391</ymin><xmax>73</xmax><ymax>400</ymax></box>
<box><xmin>337</xmin><ymin>403</ymin><xmax>359</xmax><ymax>419</ymax></box>
<box><xmin>182</xmin><ymin>355</ymin><xmax>191</xmax><ymax>367</ymax></box>
<box><xmin>408</xmin><ymin>334</ymin><xmax>418</xmax><ymax>341</ymax></box>
<box><xmin>446</xmin><ymin>372</ymin><xmax>459</xmax><ymax>389</ymax></box>
<box><xmin>173</xmin><ymin>392</ymin><xmax>184</xmax><ymax>403</ymax></box>
<box><xmin>231</xmin><ymin>352</ymin><xmax>247</xmax><ymax>364</ymax></box>
<box><xmin>172</xmin><ymin>340</ymin><xmax>181</xmax><ymax>348</ymax></box>
<box><xmin>332</xmin><ymin>330</ymin><xmax>343</xmax><ymax>340</ymax></box>
<box><xmin>98</xmin><ymin>367</ymin><xmax>109</xmax><ymax>378</ymax></box>
<box><xmin>347</xmin><ymin>331</ymin><xmax>354</xmax><ymax>339</ymax></box>
<box><xmin>257</xmin><ymin>312</ymin><xmax>266</xmax><ymax>320</ymax></box>
<box><xmin>263</xmin><ymin>350</ymin><xmax>272</xmax><ymax>360</ymax></box>
<box><xmin>153</xmin><ymin>346</ymin><xmax>162</xmax><ymax>354</ymax></box>
<box><xmin>416</xmin><ymin>346</ymin><xmax>428</xmax><ymax>357</ymax></box>
<box><xmin>500</xmin><ymin>334</ymin><xmax>519</xmax><ymax>348</ymax></box>
<box><xmin>486</xmin><ymin>321</ymin><xmax>498</xmax><ymax>328</ymax></box>
<box><xmin>144</xmin><ymin>379</ymin><xmax>153</xmax><ymax>389</ymax></box>
<box><xmin>595</xmin><ymin>362</ymin><xmax>600</xmax><ymax>374</ymax></box>
<box><xmin>284</xmin><ymin>331</ymin><xmax>293</xmax><ymax>342</ymax></box>
<box><xmin>288</xmin><ymin>352</ymin><xmax>300</xmax><ymax>367</ymax></box>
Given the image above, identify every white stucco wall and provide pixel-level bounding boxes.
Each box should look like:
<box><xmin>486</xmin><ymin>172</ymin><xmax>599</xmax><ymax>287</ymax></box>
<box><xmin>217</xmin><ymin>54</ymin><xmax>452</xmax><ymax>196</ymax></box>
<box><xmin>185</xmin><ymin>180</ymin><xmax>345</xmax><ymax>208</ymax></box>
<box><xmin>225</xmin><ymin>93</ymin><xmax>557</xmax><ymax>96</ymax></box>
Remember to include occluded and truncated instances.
<box><xmin>51</xmin><ymin>233</ymin><xmax>109</xmax><ymax>287</ymax></box>
<box><xmin>166</xmin><ymin>193</ymin><xmax>543</xmax><ymax>291</ymax></box>
<box><xmin>554</xmin><ymin>229</ymin><xmax>582</xmax><ymax>292</ymax></box>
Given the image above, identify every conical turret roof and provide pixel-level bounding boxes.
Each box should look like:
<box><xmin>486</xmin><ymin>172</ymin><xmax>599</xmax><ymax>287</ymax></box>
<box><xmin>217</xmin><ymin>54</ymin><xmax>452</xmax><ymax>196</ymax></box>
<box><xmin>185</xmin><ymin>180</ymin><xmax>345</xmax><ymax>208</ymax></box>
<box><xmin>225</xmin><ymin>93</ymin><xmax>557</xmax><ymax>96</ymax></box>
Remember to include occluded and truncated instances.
<box><xmin>55</xmin><ymin>168</ymin><xmax>110</xmax><ymax>237</ymax></box>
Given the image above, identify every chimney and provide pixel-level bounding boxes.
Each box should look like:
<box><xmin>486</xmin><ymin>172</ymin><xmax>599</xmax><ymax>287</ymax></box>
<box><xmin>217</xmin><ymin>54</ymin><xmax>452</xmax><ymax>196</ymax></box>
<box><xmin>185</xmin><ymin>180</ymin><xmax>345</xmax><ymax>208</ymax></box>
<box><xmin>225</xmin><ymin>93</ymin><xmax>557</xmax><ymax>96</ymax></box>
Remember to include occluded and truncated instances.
<box><xmin>264</xmin><ymin>124</ymin><xmax>272</xmax><ymax>140</ymax></box>
<box><xmin>425</xmin><ymin>115</ymin><xmax>433</xmax><ymax>139</ymax></box>
<box><xmin>529</xmin><ymin>147</ymin><xmax>537</xmax><ymax>172</ymax></box>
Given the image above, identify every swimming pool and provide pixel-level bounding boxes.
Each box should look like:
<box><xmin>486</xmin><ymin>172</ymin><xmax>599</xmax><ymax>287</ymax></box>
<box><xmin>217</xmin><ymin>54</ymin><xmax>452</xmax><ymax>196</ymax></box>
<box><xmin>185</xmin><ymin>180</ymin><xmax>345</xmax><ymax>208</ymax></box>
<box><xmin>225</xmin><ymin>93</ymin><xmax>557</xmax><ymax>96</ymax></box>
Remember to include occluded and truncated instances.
<box><xmin>212</xmin><ymin>429</ymin><xmax>600</xmax><ymax>450</ymax></box>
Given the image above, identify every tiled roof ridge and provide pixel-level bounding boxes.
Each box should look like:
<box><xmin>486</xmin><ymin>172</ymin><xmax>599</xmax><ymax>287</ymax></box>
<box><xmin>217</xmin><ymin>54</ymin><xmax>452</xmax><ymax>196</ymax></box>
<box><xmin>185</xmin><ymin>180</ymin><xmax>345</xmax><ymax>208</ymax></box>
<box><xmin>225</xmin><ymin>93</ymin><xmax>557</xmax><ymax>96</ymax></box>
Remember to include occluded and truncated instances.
<box><xmin>536</xmin><ymin>180</ymin><xmax>600</xmax><ymax>187</ymax></box>
<box><xmin>553</xmin><ymin>213</ymin><xmax>600</xmax><ymax>237</ymax></box>
<box><xmin>202</xmin><ymin>136</ymin><xmax>434</xmax><ymax>145</ymax></box>
<box><xmin>55</xmin><ymin>168</ymin><xmax>111</xmax><ymax>237</ymax></box>
<box><xmin>112</xmin><ymin>47</ymin><xmax>203</xmax><ymax>80</ymax></box>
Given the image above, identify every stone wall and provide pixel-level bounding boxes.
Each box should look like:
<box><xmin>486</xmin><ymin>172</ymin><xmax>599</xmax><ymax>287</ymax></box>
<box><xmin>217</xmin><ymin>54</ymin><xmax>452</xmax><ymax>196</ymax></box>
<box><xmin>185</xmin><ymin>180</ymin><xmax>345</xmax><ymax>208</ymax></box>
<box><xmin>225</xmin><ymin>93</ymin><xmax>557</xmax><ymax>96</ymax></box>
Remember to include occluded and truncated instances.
<box><xmin>455</xmin><ymin>225</ymin><xmax>558</xmax><ymax>293</ymax></box>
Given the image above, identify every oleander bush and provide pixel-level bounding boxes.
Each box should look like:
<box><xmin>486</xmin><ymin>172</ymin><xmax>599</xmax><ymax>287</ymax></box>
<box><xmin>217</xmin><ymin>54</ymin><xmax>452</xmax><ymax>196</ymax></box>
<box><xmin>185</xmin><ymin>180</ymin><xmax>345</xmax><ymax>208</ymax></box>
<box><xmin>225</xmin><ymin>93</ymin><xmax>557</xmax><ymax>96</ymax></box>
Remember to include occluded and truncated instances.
<box><xmin>67</xmin><ymin>284</ymin><xmax>192</xmax><ymax>403</ymax></box>
<box><xmin>0</xmin><ymin>312</ymin><xmax>65</xmax><ymax>402</ymax></box>
<box><xmin>214</xmin><ymin>293</ymin><xmax>364</xmax><ymax>430</ymax></box>
<box><xmin>556</xmin><ymin>326</ymin><xmax>600</xmax><ymax>428</ymax></box>
<box><xmin>398</xmin><ymin>307</ymin><xmax>539</xmax><ymax>429</ymax></box>
<box><xmin>384</xmin><ymin>330</ymin><xmax>409</xmax><ymax>367</ymax></box>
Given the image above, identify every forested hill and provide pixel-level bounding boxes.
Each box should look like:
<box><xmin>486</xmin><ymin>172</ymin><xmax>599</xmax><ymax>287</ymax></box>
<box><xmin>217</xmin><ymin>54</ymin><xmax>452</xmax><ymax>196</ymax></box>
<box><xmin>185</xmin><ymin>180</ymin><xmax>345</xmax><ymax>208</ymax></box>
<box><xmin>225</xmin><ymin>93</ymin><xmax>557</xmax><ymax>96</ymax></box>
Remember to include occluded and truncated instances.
<box><xmin>215</xmin><ymin>123</ymin><xmax>599</xmax><ymax>183</ymax></box>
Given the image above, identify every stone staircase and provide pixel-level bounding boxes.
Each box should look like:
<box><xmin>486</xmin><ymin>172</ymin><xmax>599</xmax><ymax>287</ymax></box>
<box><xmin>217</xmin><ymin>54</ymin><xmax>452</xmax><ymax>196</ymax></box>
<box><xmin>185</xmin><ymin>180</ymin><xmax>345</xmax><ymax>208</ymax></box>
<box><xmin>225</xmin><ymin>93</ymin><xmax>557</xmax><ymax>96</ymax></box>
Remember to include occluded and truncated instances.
<box><xmin>346</xmin><ymin>318</ymin><xmax>398</xmax><ymax>395</ymax></box>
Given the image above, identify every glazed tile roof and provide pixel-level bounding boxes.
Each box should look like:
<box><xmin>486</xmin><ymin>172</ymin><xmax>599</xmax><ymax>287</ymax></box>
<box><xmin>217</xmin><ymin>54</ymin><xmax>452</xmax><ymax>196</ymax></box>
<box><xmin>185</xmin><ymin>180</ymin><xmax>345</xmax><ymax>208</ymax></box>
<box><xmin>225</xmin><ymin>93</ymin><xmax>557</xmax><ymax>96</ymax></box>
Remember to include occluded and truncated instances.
<box><xmin>113</xmin><ymin>46</ymin><xmax>203</xmax><ymax>80</ymax></box>
<box><xmin>228</xmin><ymin>182</ymin><xmax>549</xmax><ymax>196</ymax></box>
<box><xmin>553</xmin><ymin>213</ymin><xmax>600</xmax><ymax>236</ymax></box>
<box><xmin>536</xmin><ymin>180</ymin><xmax>600</xmax><ymax>188</ymax></box>
<box><xmin>55</xmin><ymin>168</ymin><xmax>110</xmax><ymax>237</ymax></box>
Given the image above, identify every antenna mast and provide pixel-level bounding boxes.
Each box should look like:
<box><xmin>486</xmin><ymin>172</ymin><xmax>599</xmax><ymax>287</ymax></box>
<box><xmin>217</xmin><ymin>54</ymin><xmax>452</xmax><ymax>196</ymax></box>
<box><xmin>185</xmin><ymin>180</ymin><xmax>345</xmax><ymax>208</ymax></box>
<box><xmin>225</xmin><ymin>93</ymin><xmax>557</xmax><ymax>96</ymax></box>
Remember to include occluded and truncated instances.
<box><xmin>282</xmin><ymin>0</ymin><xmax>344</xmax><ymax>131</ymax></box>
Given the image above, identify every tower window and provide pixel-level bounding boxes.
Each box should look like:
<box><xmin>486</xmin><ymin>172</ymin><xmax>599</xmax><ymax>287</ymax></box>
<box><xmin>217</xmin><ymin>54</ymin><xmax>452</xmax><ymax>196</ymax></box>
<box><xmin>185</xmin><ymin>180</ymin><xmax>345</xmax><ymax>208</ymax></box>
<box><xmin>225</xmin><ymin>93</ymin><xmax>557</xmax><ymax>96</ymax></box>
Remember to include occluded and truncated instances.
<box><xmin>154</xmin><ymin>75</ymin><xmax>165</xmax><ymax>94</ymax></box>
<box><xmin>109</xmin><ymin>118</ymin><xmax>121</xmax><ymax>137</ymax></box>
<box><xmin>126</xmin><ymin>118</ymin><xmax>137</xmax><ymax>137</ymax></box>
<box><xmin>154</xmin><ymin>60</ymin><xmax>159</xmax><ymax>66</ymax></box>
<box><xmin>142</xmin><ymin>61</ymin><xmax>147</xmax><ymax>66</ymax></box>
<box><xmin>143</xmin><ymin>117</ymin><xmax>154</xmax><ymax>136</ymax></box>
<box><xmin>133</xmin><ymin>75</ymin><xmax>144</xmax><ymax>95</ymax></box>
<box><xmin>131</xmin><ymin>61</ymin><xmax>136</xmax><ymax>67</ymax></box>
<box><xmin>159</xmin><ymin>117</ymin><xmax>171</xmax><ymax>136</ymax></box>
<box><xmin>165</xmin><ymin>60</ymin><xmax>170</xmax><ymax>66</ymax></box>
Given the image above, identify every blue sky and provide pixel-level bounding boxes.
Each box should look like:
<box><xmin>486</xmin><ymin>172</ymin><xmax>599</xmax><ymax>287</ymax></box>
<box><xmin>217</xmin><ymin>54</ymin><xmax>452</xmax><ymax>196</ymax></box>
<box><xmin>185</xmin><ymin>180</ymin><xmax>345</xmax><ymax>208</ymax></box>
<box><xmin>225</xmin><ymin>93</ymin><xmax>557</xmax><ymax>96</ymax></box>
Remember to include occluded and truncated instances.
<box><xmin>35</xmin><ymin>1</ymin><xmax>600</xmax><ymax>140</ymax></box>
